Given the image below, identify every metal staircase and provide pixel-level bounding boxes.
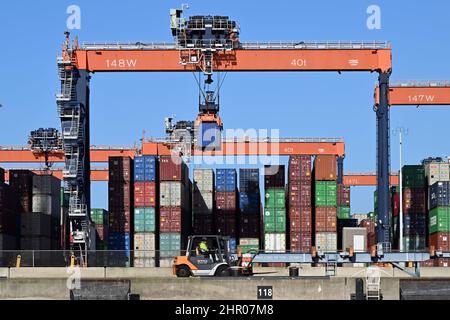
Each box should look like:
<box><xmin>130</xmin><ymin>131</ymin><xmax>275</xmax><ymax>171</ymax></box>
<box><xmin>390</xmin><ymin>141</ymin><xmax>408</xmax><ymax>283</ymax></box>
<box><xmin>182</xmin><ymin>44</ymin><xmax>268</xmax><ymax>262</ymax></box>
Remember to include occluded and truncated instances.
<box><xmin>325</xmin><ymin>256</ymin><xmax>337</xmax><ymax>276</ymax></box>
<box><xmin>366</xmin><ymin>267</ymin><xmax>381</xmax><ymax>300</ymax></box>
<box><xmin>56</xmin><ymin>34</ymin><xmax>91</xmax><ymax>264</ymax></box>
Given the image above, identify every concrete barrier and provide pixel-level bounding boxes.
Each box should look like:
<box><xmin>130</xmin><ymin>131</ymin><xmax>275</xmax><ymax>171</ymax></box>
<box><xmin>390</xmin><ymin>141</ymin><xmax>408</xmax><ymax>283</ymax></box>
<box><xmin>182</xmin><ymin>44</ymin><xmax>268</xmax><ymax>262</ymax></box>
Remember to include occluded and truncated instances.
<box><xmin>0</xmin><ymin>268</ymin><xmax>9</xmax><ymax>278</ymax></box>
<box><xmin>9</xmin><ymin>267</ymin><xmax>106</xmax><ymax>279</ymax></box>
<box><xmin>105</xmin><ymin>267</ymin><xmax>172</xmax><ymax>278</ymax></box>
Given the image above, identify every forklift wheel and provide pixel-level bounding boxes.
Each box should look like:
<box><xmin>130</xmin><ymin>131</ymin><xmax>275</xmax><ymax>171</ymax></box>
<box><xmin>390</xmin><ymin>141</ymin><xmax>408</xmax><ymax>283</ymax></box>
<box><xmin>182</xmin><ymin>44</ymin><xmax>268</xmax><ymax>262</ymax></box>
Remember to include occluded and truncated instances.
<box><xmin>176</xmin><ymin>265</ymin><xmax>191</xmax><ymax>278</ymax></box>
<box><xmin>215</xmin><ymin>265</ymin><xmax>231</xmax><ymax>277</ymax></box>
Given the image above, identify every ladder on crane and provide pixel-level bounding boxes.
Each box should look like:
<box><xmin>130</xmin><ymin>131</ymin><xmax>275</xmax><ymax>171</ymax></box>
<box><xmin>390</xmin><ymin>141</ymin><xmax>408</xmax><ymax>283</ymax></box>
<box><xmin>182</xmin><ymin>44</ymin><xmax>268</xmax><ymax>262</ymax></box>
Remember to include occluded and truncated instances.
<box><xmin>325</xmin><ymin>255</ymin><xmax>337</xmax><ymax>276</ymax></box>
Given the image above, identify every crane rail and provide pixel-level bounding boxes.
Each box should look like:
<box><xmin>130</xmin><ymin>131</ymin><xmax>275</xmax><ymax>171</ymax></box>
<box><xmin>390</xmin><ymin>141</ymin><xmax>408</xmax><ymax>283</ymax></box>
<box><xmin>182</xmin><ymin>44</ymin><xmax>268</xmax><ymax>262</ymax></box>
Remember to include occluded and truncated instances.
<box><xmin>389</xmin><ymin>80</ymin><xmax>450</xmax><ymax>88</ymax></box>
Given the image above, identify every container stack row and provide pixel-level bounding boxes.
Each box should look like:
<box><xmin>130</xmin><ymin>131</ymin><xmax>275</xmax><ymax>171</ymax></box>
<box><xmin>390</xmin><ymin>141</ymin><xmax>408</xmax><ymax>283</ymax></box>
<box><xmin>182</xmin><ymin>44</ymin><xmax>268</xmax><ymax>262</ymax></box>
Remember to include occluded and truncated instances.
<box><xmin>108</xmin><ymin>156</ymin><xmax>133</xmax><ymax>266</ymax></box>
<box><xmin>159</xmin><ymin>156</ymin><xmax>191</xmax><ymax>267</ymax></box>
<box><xmin>425</xmin><ymin>160</ymin><xmax>450</xmax><ymax>267</ymax></box>
<box><xmin>91</xmin><ymin>208</ymin><xmax>108</xmax><ymax>250</ymax></box>
<box><xmin>215</xmin><ymin>169</ymin><xmax>238</xmax><ymax>252</ymax></box>
<box><xmin>133</xmin><ymin>155</ymin><xmax>158</xmax><ymax>267</ymax></box>
<box><xmin>313</xmin><ymin>155</ymin><xmax>337</xmax><ymax>252</ymax></box>
<box><xmin>288</xmin><ymin>156</ymin><xmax>312</xmax><ymax>253</ymax></box>
<box><xmin>192</xmin><ymin>169</ymin><xmax>214</xmax><ymax>235</ymax></box>
<box><xmin>238</xmin><ymin>169</ymin><xmax>261</xmax><ymax>253</ymax></box>
<box><xmin>0</xmin><ymin>168</ymin><xmax>18</xmax><ymax>251</ymax></box>
<box><xmin>263</xmin><ymin>165</ymin><xmax>286</xmax><ymax>266</ymax></box>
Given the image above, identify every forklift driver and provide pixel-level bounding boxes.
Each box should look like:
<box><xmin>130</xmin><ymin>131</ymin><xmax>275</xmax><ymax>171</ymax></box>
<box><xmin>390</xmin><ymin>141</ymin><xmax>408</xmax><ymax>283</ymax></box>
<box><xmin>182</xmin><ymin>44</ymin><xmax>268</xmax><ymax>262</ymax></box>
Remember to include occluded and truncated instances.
<box><xmin>195</xmin><ymin>238</ymin><xmax>216</xmax><ymax>262</ymax></box>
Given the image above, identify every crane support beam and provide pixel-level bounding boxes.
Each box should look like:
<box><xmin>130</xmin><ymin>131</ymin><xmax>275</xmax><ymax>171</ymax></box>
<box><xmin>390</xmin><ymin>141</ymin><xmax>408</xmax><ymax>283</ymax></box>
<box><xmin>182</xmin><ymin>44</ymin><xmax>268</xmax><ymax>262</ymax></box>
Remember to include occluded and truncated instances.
<box><xmin>0</xmin><ymin>139</ymin><xmax>345</xmax><ymax>163</ymax></box>
<box><xmin>343</xmin><ymin>173</ymin><xmax>398</xmax><ymax>186</ymax></box>
<box><xmin>74</xmin><ymin>48</ymin><xmax>392</xmax><ymax>73</ymax></box>
<box><xmin>374</xmin><ymin>82</ymin><xmax>450</xmax><ymax>106</ymax></box>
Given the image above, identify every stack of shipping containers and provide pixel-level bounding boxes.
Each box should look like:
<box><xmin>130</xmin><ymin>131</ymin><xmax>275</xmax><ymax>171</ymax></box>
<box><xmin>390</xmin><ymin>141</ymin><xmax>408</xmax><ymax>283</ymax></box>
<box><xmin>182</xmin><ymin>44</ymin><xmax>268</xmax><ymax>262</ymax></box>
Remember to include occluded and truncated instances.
<box><xmin>337</xmin><ymin>185</ymin><xmax>351</xmax><ymax>219</ymax></box>
<box><xmin>238</xmin><ymin>169</ymin><xmax>261</xmax><ymax>254</ymax></box>
<box><xmin>108</xmin><ymin>156</ymin><xmax>133</xmax><ymax>267</ymax></box>
<box><xmin>401</xmin><ymin>165</ymin><xmax>427</xmax><ymax>251</ymax></box>
<box><xmin>91</xmin><ymin>209</ymin><xmax>108</xmax><ymax>250</ymax></box>
<box><xmin>426</xmin><ymin>160</ymin><xmax>450</xmax><ymax>266</ymax></box>
<box><xmin>31</xmin><ymin>175</ymin><xmax>61</xmax><ymax>250</ymax></box>
<box><xmin>264</xmin><ymin>165</ymin><xmax>286</xmax><ymax>266</ymax></box>
<box><xmin>288</xmin><ymin>156</ymin><xmax>312</xmax><ymax>253</ymax></box>
<box><xmin>159</xmin><ymin>156</ymin><xmax>191</xmax><ymax>267</ymax></box>
<box><xmin>192</xmin><ymin>169</ymin><xmax>214</xmax><ymax>235</ymax></box>
<box><xmin>133</xmin><ymin>156</ymin><xmax>159</xmax><ymax>267</ymax></box>
<box><xmin>0</xmin><ymin>168</ymin><xmax>17</xmax><ymax>252</ymax></box>
<box><xmin>215</xmin><ymin>169</ymin><xmax>238</xmax><ymax>252</ymax></box>
<box><xmin>313</xmin><ymin>156</ymin><xmax>337</xmax><ymax>252</ymax></box>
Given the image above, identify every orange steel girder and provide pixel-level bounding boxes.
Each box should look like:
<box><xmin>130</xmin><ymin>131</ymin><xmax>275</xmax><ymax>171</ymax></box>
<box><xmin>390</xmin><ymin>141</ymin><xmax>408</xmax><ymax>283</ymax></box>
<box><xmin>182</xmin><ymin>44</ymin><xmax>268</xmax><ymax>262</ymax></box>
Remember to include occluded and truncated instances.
<box><xmin>75</xmin><ymin>49</ymin><xmax>392</xmax><ymax>73</ymax></box>
<box><xmin>375</xmin><ymin>86</ymin><xmax>450</xmax><ymax>106</ymax></box>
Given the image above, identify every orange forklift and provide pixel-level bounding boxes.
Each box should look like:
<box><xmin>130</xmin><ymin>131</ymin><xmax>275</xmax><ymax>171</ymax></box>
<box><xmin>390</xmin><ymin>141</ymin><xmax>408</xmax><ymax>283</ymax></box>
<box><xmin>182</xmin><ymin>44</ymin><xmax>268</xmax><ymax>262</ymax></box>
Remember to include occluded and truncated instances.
<box><xmin>173</xmin><ymin>235</ymin><xmax>253</xmax><ymax>277</ymax></box>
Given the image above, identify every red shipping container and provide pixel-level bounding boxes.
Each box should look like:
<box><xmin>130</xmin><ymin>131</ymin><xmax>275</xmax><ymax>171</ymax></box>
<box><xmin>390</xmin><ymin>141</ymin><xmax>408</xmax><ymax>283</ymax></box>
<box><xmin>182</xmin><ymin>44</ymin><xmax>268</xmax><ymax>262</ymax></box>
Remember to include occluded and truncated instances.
<box><xmin>160</xmin><ymin>207</ymin><xmax>182</xmax><ymax>233</ymax></box>
<box><xmin>159</xmin><ymin>156</ymin><xmax>187</xmax><ymax>181</ymax></box>
<box><xmin>290</xmin><ymin>231</ymin><xmax>312</xmax><ymax>252</ymax></box>
<box><xmin>108</xmin><ymin>182</ymin><xmax>132</xmax><ymax>209</ymax></box>
<box><xmin>435</xmin><ymin>258</ymin><xmax>450</xmax><ymax>267</ymax></box>
<box><xmin>367</xmin><ymin>232</ymin><xmax>377</xmax><ymax>250</ymax></box>
<box><xmin>193</xmin><ymin>214</ymin><xmax>215</xmax><ymax>235</ymax></box>
<box><xmin>134</xmin><ymin>182</ymin><xmax>156</xmax><ymax>207</ymax></box>
<box><xmin>215</xmin><ymin>213</ymin><xmax>237</xmax><ymax>237</ymax></box>
<box><xmin>238</xmin><ymin>214</ymin><xmax>260</xmax><ymax>238</ymax></box>
<box><xmin>215</xmin><ymin>191</ymin><xmax>236</xmax><ymax>211</ymax></box>
<box><xmin>266</xmin><ymin>263</ymin><xmax>286</xmax><ymax>268</ymax></box>
<box><xmin>402</xmin><ymin>188</ymin><xmax>426</xmax><ymax>214</ymax></box>
<box><xmin>315</xmin><ymin>207</ymin><xmax>337</xmax><ymax>232</ymax></box>
<box><xmin>108</xmin><ymin>157</ymin><xmax>132</xmax><ymax>182</ymax></box>
<box><xmin>108</xmin><ymin>216</ymin><xmax>131</xmax><ymax>233</ymax></box>
<box><xmin>392</xmin><ymin>191</ymin><xmax>400</xmax><ymax>217</ymax></box>
<box><xmin>429</xmin><ymin>232</ymin><xmax>450</xmax><ymax>251</ymax></box>
<box><xmin>420</xmin><ymin>260</ymin><xmax>435</xmax><ymax>267</ymax></box>
<box><xmin>337</xmin><ymin>184</ymin><xmax>350</xmax><ymax>206</ymax></box>
<box><xmin>264</xmin><ymin>165</ymin><xmax>285</xmax><ymax>188</ymax></box>
<box><xmin>313</xmin><ymin>155</ymin><xmax>336</xmax><ymax>181</ymax></box>
<box><xmin>289</xmin><ymin>207</ymin><xmax>312</xmax><ymax>231</ymax></box>
<box><xmin>288</xmin><ymin>156</ymin><xmax>311</xmax><ymax>182</ymax></box>
<box><xmin>288</xmin><ymin>182</ymin><xmax>311</xmax><ymax>208</ymax></box>
<box><xmin>95</xmin><ymin>225</ymin><xmax>106</xmax><ymax>241</ymax></box>
<box><xmin>9</xmin><ymin>170</ymin><xmax>34</xmax><ymax>213</ymax></box>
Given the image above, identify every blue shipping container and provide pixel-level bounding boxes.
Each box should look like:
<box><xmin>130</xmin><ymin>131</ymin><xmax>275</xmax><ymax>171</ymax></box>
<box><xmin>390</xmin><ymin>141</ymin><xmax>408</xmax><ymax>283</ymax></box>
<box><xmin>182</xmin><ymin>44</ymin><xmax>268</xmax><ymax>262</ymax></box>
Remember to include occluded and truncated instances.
<box><xmin>108</xmin><ymin>232</ymin><xmax>131</xmax><ymax>250</ymax></box>
<box><xmin>229</xmin><ymin>238</ymin><xmax>237</xmax><ymax>254</ymax></box>
<box><xmin>239</xmin><ymin>192</ymin><xmax>261</xmax><ymax>213</ymax></box>
<box><xmin>239</xmin><ymin>169</ymin><xmax>260</xmax><ymax>192</ymax></box>
<box><xmin>134</xmin><ymin>156</ymin><xmax>157</xmax><ymax>181</ymax></box>
<box><xmin>429</xmin><ymin>181</ymin><xmax>450</xmax><ymax>209</ymax></box>
<box><xmin>216</xmin><ymin>169</ymin><xmax>237</xmax><ymax>192</ymax></box>
<box><xmin>199</xmin><ymin>122</ymin><xmax>221</xmax><ymax>149</ymax></box>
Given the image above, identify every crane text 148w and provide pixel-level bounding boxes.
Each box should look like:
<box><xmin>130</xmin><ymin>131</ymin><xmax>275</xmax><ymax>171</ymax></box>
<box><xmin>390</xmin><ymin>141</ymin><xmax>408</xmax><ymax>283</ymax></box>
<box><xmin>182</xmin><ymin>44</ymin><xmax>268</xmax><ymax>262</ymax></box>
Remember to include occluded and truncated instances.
<box><xmin>105</xmin><ymin>59</ymin><xmax>138</xmax><ymax>68</ymax></box>
<box><xmin>408</xmin><ymin>95</ymin><xmax>435</xmax><ymax>103</ymax></box>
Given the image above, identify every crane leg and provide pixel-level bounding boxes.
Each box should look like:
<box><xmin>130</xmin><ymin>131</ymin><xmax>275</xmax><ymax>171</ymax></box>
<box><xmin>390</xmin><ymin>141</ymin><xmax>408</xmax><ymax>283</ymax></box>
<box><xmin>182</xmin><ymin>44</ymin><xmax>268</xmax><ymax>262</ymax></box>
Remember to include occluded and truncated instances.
<box><xmin>337</xmin><ymin>156</ymin><xmax>344</xmax><ymax>184</ymax></box>
<box><xmin>376</xmin><ymin>71</ymin><xmax>391</xmax><ymax>250</ymax></box>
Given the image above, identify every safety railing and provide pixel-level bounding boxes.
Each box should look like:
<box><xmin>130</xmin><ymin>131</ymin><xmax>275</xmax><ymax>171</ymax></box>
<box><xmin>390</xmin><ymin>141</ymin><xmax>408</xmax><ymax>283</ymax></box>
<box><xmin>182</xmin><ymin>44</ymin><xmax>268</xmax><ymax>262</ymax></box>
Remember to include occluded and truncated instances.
<box><xmin>146</xmin><ymin>137</ymin><xmax>344</xmax><ymax>143</ymax></box>
<box><xmin>389</xmin><ymin>80</ymin><xmax>450</xmax><ymax>87</ymax></box>
<box><xmin>81</xmin><ymin>40</ymin><xmax>390</xmax><ymax>51</ymax></box>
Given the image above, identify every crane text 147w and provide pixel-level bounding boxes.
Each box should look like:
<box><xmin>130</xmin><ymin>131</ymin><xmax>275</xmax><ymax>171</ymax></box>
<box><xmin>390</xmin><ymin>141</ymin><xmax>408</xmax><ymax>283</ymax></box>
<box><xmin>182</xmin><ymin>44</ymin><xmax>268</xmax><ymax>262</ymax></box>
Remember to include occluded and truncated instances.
<box><xmin>105</xmin><ymin>59</ymin><xmax>138</xmax><ymax>68</ymax></box>
<box><xmin>408</xmin><ymin>95</ymin><xmax>435</xmax><ymax>103</ymax></box>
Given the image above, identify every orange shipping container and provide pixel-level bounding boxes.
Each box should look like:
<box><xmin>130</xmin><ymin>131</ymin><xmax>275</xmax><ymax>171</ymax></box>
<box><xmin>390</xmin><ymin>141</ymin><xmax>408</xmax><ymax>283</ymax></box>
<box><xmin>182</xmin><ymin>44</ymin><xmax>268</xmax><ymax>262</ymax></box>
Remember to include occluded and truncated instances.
<box><xmin>313</xmin><ymin>155</ymin><xmax>336</xmax><ymax>181</ymax></box>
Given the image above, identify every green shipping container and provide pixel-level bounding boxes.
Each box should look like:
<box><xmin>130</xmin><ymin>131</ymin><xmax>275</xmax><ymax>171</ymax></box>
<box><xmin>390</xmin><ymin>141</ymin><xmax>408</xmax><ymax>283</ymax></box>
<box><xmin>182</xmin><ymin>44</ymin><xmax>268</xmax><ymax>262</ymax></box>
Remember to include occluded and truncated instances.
<box><xmin>264</xmin><ymin>208</ymin><xmax>286</xmax><ymax>233</ymax></box>
<box><xmin>239</xmin><ymin>244</ymin><xmax>259</xmax><ymax>254</ymax></box>
<box><xmin>315</xmin><ymin>181</ymin><xmax>337</xmax><ymax>207</ymax></box>
<box><xmin>337</xmin><ymin>206</ymin><xmax>350</xmax><ymax>219</ymax></box>
<box><xmin>265</xmin><ymin>188</ymin><xmax>285</xmax><ymax>207</ymax></box>
<box><xmin>90</xmin><ymin>208</ymin><xmax>108</xmax><ymax>225</ymax></box>
<box><xmin>429</xmin><ymin>207</ymin><xmax>450</xmax><ymax>234</ymax></box>
<box><xmin>160</xmin><ymin>233</ymin><xmax>181</xmax><ymax>257</ymax></box>
<box><xmin>134</xmin><ymin>207</ymin><xmax>156</xmax><ymax>232</ymax></box>
<box><xmin>402</xmin><ymin>165</ymin><xmax>426</xmax><ymax>188</ymax></box>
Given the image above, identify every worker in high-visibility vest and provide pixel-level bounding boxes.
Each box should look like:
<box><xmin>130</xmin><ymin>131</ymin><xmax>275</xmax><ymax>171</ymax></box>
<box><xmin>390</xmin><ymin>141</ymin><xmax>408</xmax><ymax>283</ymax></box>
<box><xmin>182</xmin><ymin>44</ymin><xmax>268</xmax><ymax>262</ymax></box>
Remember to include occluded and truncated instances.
<box><xmin>196</xmin><ymin>239</ymin><xmax>209</xmax><ymax>257</ymax></box>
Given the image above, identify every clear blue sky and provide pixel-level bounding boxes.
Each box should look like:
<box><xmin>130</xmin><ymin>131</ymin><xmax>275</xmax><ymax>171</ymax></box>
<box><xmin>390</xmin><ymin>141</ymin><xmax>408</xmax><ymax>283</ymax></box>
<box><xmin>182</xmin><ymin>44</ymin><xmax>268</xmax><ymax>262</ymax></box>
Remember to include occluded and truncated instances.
<box><xmin>1</xmin><ymin>1</ymin><xmax>450</xmax><ymax>213</ymax></box>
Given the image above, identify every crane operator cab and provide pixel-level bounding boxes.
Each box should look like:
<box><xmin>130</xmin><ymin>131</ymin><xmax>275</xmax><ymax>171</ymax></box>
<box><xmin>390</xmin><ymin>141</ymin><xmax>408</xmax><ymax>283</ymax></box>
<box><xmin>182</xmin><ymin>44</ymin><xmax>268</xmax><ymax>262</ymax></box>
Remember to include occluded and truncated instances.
<box><xmin>173</xmin><ymin>235</ymin><xmax>233</xmax><ymax>277</ymax></box>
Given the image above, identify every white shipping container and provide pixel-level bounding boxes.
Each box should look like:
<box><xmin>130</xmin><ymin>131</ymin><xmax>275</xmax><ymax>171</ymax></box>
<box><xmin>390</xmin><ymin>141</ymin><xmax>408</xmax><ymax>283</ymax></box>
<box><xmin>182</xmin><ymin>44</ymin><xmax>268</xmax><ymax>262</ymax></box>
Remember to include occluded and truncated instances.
<box><xmin>159</xmin><ymin>257</ymin><xmax>174</xmax><ymax>268</ymax></box>
<box><xmin>160</xmin><ymin>181</ymin><xmax>183</xmax><ymax>207</ymax></box>
<box><xmin>425</xmin><ymin>163</ymin><xmax>450</xmax><ymax>186</ymax></box>
<box><xmin>32</xmin><ymin>194</ymin><xmax>61</xmax><ymax>219</ymax></box>
<box><xmin>239</xmin><ymin>238</ymin><xmax>259</xmax><ymax>246</ymax></box>
<box><xmin>193</xmin><ymin>169</ymin><xmax>214</xmax><ymax>191</ymax></box>
<box><xmin>264</xmin><ymin>233</ymin><xmax>286</xmax><ymax>252</ymax></box>
<box><xmin>315</xmin><ymin>232</ymin><xmax>337</xmax><ymax>252</ymax></box>
<box><xmin>134</xmin><ymin>233</ymin><xmax>156</xmax><ymax>258</ymax></box>
<box><xmin>133</xmin><ymin>257</ymin><xmax>157</xmax><ymax>268</ymax></box>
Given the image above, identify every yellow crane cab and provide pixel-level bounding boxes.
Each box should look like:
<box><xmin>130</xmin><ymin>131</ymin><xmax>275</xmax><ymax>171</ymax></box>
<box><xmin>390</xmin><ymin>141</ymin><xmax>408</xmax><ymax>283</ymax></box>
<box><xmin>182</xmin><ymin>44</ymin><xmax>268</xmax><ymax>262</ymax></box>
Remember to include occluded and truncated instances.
<box><xmin>172</xmin><ymin>235</ymin><xmax>234</xmax><ymax>277</ymax></box>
